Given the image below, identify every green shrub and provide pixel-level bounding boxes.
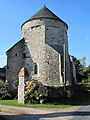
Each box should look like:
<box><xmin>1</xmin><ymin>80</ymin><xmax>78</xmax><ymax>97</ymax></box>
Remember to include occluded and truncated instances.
<box><xmin>13</xmin><ymin>76</ymin><xmax>19</xmax><ymax>90</ymax></box>
<box><xmin>66</xmin><ymin>81</ymin><xmax>72</xmax><ymax>86</ymax></box>
<box><xmin>0</xmin><ymin>80</ymin><xmax>11</xmax><ymax>99</ymax></box>
<box><xmin>24</xmin><ymin>80</ymin><xmax>48</xmax><ymax>104</ymax></box>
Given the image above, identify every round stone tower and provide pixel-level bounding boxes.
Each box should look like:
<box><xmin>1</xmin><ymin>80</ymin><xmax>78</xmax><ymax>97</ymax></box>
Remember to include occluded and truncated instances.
<box><xmin>21</xmin><ymin>6</ymin><xmax>69</xmax><ymax>86</ymax></box>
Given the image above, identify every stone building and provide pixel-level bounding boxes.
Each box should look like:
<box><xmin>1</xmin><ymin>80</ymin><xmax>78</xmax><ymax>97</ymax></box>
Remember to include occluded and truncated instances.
<box><xmin>6</xmin><ymin>6</ymin><xmax>76</xmax><ymax>92</ymax></box>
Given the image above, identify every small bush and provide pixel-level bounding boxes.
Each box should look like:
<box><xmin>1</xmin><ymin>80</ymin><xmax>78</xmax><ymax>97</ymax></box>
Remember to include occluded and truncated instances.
<box><xmin>13</xmin><ymin>76</ymin><xmax>19</xmax><ymax>90</ymax></box>
<box><xmin>24</xmin><ymin>80</ymin><xmax>48</xmax><ymax>104</ymax></box>
<box><xmin>0</xmin><ymin>80</ymin><xmax>11</xmax><ymax>99</ymax></box>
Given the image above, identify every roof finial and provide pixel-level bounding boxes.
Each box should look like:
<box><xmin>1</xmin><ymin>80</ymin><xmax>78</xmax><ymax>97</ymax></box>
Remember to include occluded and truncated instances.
<box><xmin>44</xmin><ymin>5</ymin><xmax>46</xmax><ymax>8</ymax></box>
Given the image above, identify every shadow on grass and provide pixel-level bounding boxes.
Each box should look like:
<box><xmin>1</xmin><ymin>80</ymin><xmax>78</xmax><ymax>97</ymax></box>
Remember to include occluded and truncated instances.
<box><xmin>0</xmin><ymin>116</ymin><xmax>7</xmax><ymax>120</ymax></box>
<box><xmin>46</xmin><ymin>89</ymin><xmax>90</xmax><ymax>106</ymax></box>
<box><xmin>1</xmin><ymin>111</ymin><xmax>90</xmax><ymax>120</ymax></box>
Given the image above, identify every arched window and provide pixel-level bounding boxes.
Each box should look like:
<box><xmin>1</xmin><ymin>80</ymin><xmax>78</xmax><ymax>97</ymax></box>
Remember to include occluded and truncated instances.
<box><xmin>34</xmin><ymin>63</ymin><xmax>38</xmax><ymax>74</ymax></box>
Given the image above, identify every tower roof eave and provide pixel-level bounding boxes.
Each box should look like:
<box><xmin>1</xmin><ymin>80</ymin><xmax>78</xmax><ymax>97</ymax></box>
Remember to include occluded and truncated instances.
<box><xmin>21</xmin><ymin>6</ymin><xmax>68</xmax><ymax>29</ymax></box>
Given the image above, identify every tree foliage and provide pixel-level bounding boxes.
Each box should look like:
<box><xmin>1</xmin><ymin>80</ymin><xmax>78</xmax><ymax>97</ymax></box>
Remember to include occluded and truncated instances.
<box><xmin>73</xmin><ymin>57</ymin><xmax>85</xmax><ymax>82</ymax></box>
<box><xmin>73</xmin><ymin>56</ymin><xmax>90</xmax><ymax>83</ymax></box>
<box><xmin>83</xmin><ymin>65</ymin><xmax>90</xmax><ymax>82</ymax></box>
<box><xmin>13</xmin><ymin>76</ymin><xmax>19</xmax><ymax>90</ymax></box>
<box><xmin>0</xmin><ymin>80</ymin><xmax>10</xmax><ymax>99</ymax></box>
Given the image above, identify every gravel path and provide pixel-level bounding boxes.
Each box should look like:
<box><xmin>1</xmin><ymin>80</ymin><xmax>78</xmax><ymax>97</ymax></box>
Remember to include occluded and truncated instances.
<box><xmin>1</xmin><ymin>104</ymin><xmax>90</xmax><ymax>120</ymax></box>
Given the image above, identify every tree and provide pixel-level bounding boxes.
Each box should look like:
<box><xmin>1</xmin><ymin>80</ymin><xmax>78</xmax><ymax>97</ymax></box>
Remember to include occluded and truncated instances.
<box><xmin>73</xmin><ymin>57</ymin><xmax>85</xmax><ymax>82</ymax></box>
<box><xmin>73</xmin><ymin>56</ymin><xmax>90</xmax><ymax>83</ymax></box>
<box><xmin>80</xmin><ymin>56</ymin><xmax>86</xmax><ymax>66</ymax></box>
<box><xmin>86</xmin><ymin>65</ymin><xmax>90</xmax><ymax>78</ymax></box>
<box><xmin>84</xmin><ymin>65</ymin><xmax>90</xmax><ymax>82</ymax></box>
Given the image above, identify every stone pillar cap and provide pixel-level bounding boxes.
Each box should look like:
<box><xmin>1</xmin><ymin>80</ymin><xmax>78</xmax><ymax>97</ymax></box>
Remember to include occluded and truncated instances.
<box><xmin>18</xmin><ymin>67</ymin><xmax>29</xmax><ymax>77</ymax></box>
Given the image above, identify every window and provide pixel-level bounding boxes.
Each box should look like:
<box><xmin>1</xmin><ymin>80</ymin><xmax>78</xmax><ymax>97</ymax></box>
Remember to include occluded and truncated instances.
<box><xmin>7</xmin><ymin>65</ymin><xmax>9</xmax><ymax>70</ymax></box>
<box><xmin>33</xmin><ymin>63</ymin><xmax>38</xmax><ymax>74</ymax></box>
<box><xmin>15</xmin><ymin>53</ymin><xmax>17</xmax><ymax>56</ymax></box>
<box><xmin>31</xmin><ymin>26</ymin><xmax>34</xmax><ymax>30</ymax></box>
<box><xmin>23</xmin><ymin>53</ymin><xmax>26</xmax><ymax>58</ymax></box>
<box><xmin>61</xmin><ymin>55</ymin><xmax>63</xmax><ymax>76</ymax></box>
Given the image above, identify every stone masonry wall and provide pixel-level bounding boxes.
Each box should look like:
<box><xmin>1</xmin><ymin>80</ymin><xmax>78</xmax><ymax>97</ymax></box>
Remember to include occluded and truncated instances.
<box><xmin>23</xmin><ymin>25</ymin><xmax>46</xmax><ymax>83</ymax></box>
<box><xmin>22</xmin><ymin>18</ymin><xmax>69</xmax><ymax>86</ymax></box>
<box><xmin>6</xmin><ymin>40</ymin><xmax>24</xmax><ymax>92</ymax></box>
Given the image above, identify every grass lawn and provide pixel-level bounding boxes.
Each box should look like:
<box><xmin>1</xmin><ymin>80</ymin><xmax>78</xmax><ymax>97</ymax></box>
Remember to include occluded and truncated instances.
<box><xmin>0</xmin><ymin>99</ymin><xmax>71</xmax><ymax>108</ymax></box>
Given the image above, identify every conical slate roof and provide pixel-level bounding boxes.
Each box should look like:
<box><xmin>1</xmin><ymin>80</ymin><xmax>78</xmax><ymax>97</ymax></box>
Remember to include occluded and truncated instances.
<box><xmin>21</xmin><ymin>6</ymin><xmax>68</xmax><ymax>28</ymax></box>
<box><xmin>30</xmin><ymin>5</ymin><xmax>61</xmax><ymax>21</ymax></box>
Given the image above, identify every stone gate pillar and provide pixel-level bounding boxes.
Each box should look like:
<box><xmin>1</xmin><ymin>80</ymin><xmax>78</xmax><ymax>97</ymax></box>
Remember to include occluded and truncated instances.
<box><xmin>18</xmin><ymin>67</ymin><xmax>28</xmax><ymax>104</ymax></box>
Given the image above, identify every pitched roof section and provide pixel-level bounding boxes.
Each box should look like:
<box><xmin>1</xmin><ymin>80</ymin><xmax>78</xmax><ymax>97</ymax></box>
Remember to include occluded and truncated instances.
<box><xmin>21</xmin><ymin>6</ymin><xmax>68</xmax><ymax>28</ymax></box>
<box><xmin>6</xmin><ymin>38</ymin><xmax>24</xmax><ymax>54</ymax></box>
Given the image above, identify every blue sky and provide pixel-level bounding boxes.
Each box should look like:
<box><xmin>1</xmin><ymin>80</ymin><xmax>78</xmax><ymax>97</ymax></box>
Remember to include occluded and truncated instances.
<box><xmin>0</xmin><ymin>0</ymin><xmax>90</xmax><ymax>67</ymax></box>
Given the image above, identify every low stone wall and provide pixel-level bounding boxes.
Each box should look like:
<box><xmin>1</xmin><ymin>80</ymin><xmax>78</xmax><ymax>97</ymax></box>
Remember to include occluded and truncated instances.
<box><xmin>46</xmin><ymin>86</ymin><xmax>74</xmax><ymax>99</ymax></box>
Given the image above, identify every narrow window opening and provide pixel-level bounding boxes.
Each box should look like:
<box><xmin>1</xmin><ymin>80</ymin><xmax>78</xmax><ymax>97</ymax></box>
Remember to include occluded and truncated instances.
<box><xmin>7</xmin><ymin>66</ymin><xmax>9</xmax><ymax>70</ymax></box>
<box><xmin>34</xmin><ymin>64</ymin><xmax>37</xmax><ymax>74</ymax></box>
<box><xmin>23</xmin><ymin>53</ymin><xmax>26</xmax><ymax>58</ymax></box>
<box><xmin>34</xmin><ymin>63</ymin><xmax>38</xmax><ymax>74</ymax></box>
<box><xmin>47</xmin><ymin>62</ymin><xmax>49</xmax><ymax>65</ymax></box>
<box><xmin>31</xmin><ymin>26</ymin><xmax>35</xmax><ymax>30</ymax></box>
<box><xmin>61</xmin><ymin>55</ymin><xmax>63</xmax><ymax>76</ymax></box>
<box><xmin>15</xmin><ymin>53</ymin><xmax>17</xmax><ymax>56</ymax></box>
